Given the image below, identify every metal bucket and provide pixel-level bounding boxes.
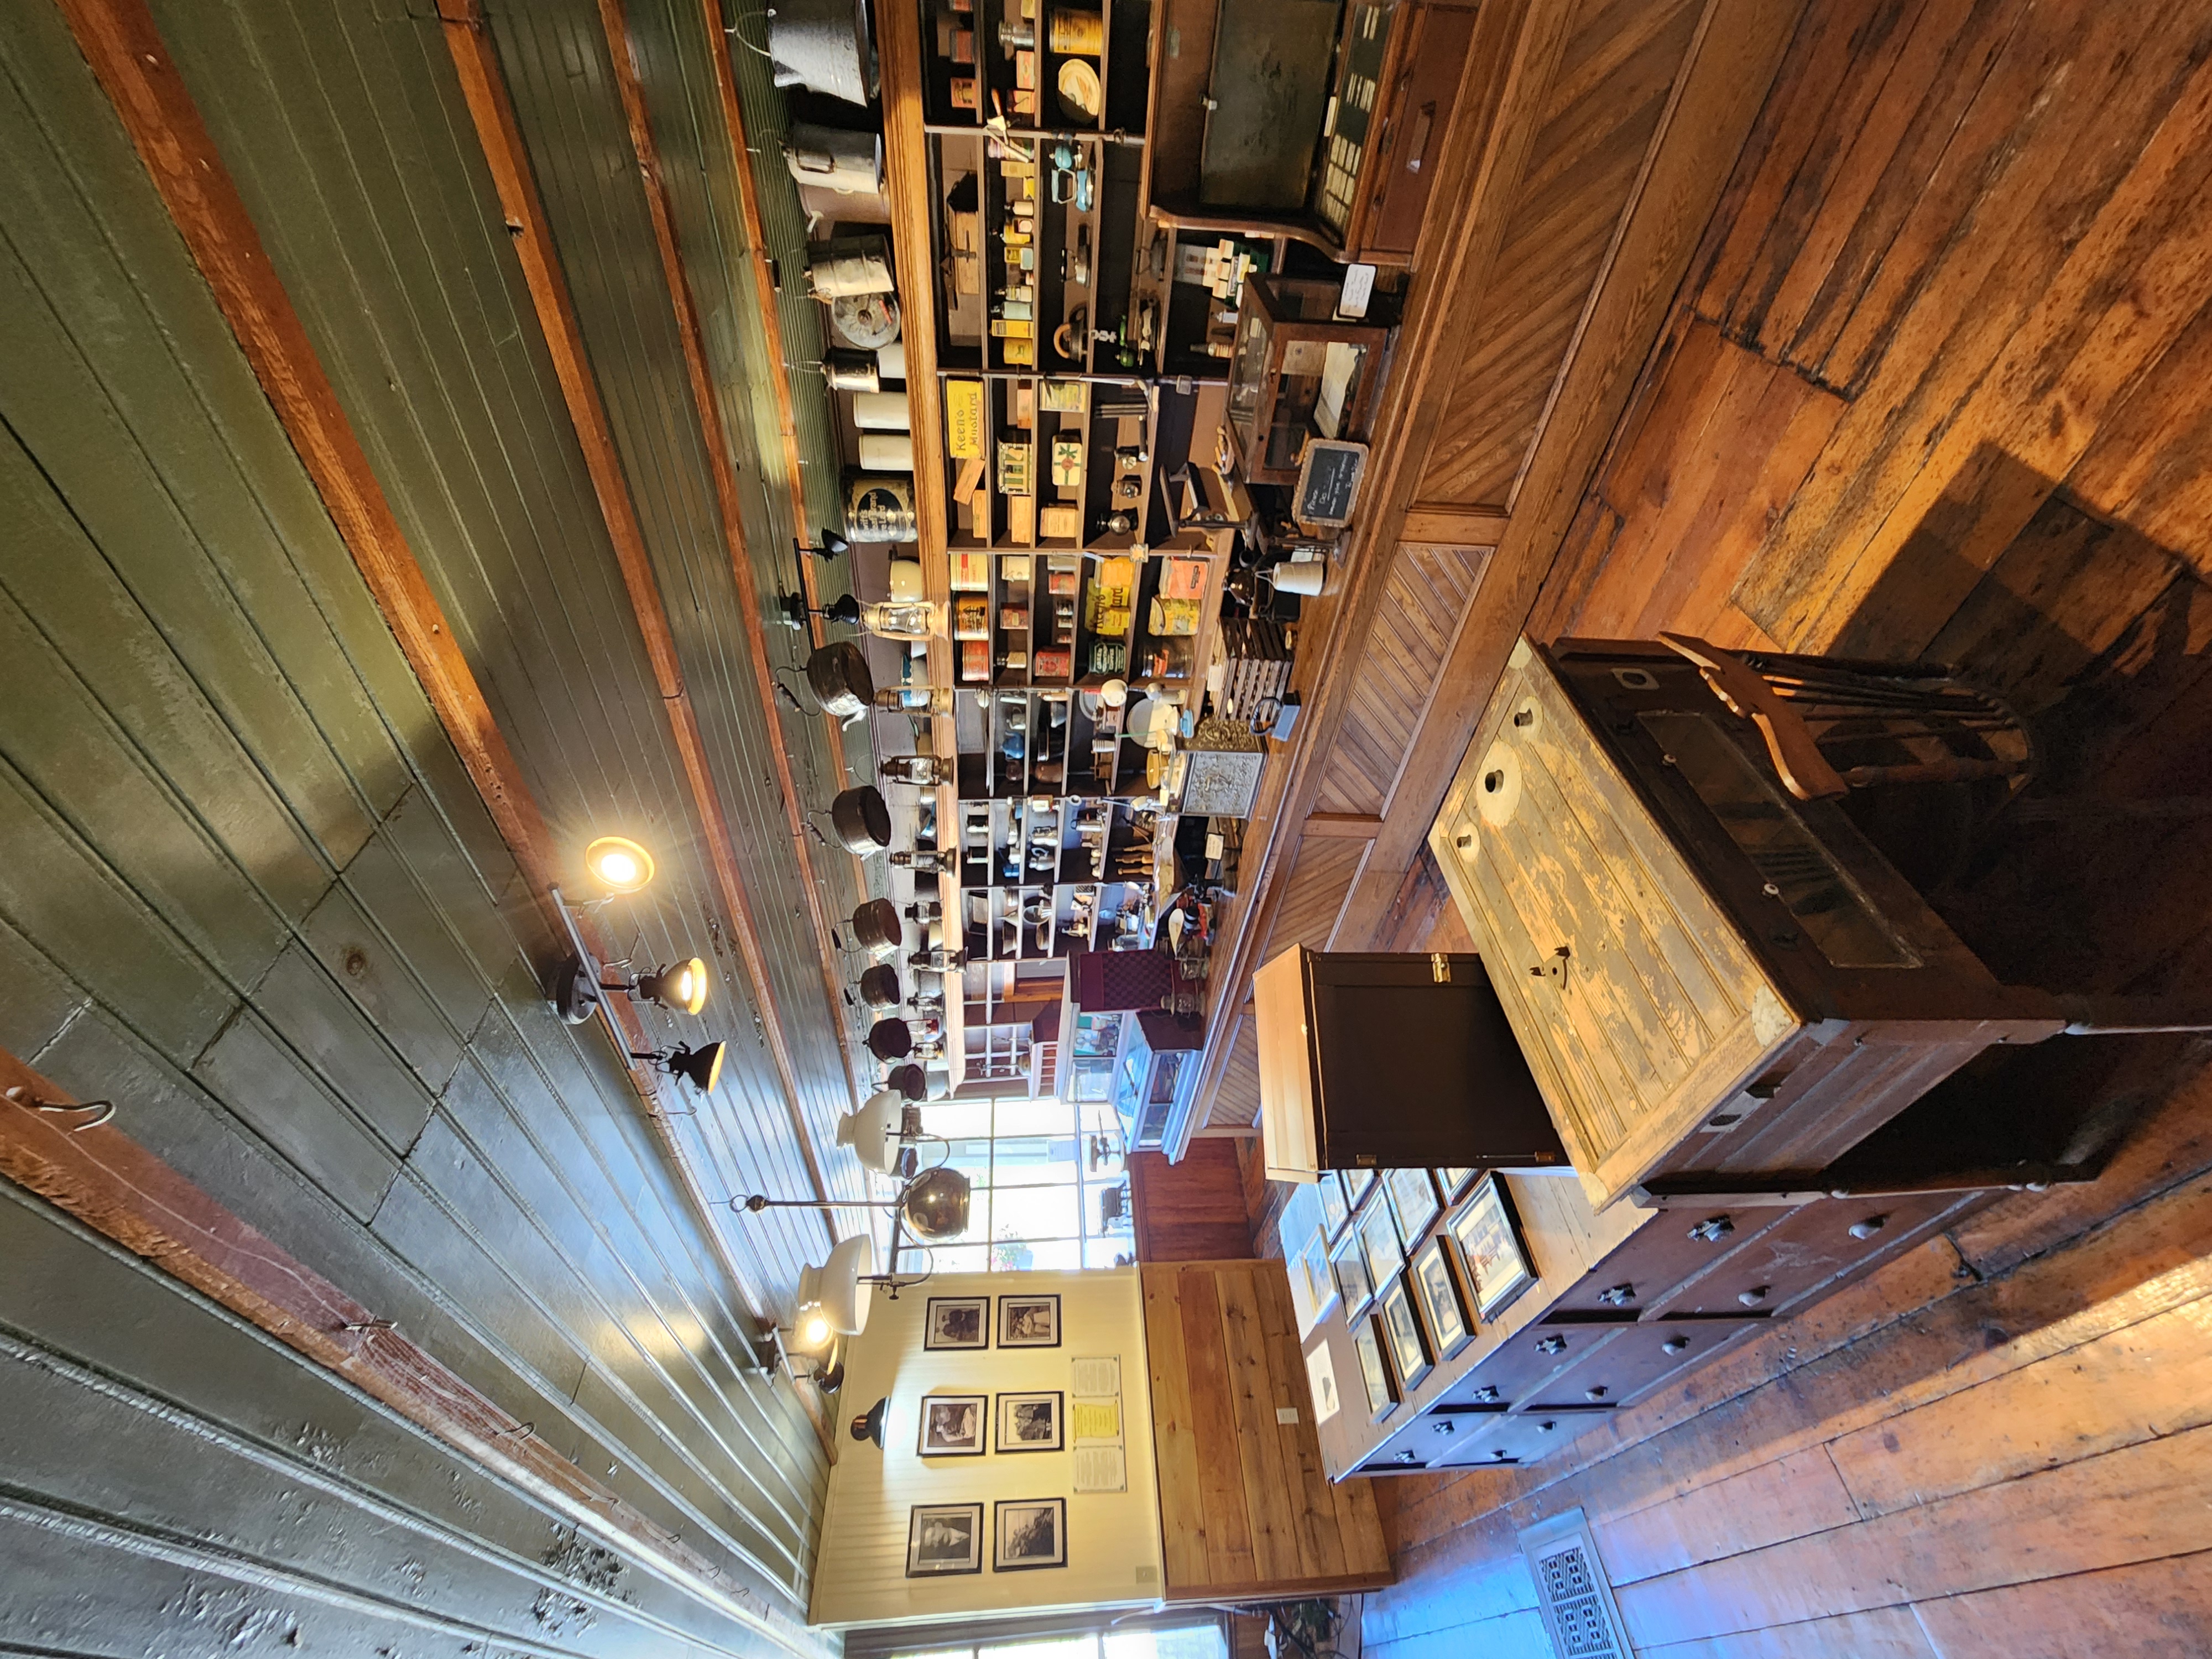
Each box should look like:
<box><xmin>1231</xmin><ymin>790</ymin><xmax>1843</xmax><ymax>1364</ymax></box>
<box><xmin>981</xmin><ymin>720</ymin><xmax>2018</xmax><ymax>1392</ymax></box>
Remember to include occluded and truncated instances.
<box><xmin>805</xmin><ymin>640</ymin><xmax>875</xmax><ymax>721</ymax></box>
<box><xmin>857</xmin><ymin>964</ymin><xmax>902</xmax><ymax>1009</ymax></box>
<box><xmin>866</xmin><ymin>1019</ymin><xmax>914</xmax><ymax>1061</ymax></box>
<box><xmin>850</xmin><ymin>898</ymin><xmax>903</xmax><ymax>956</ymax></box>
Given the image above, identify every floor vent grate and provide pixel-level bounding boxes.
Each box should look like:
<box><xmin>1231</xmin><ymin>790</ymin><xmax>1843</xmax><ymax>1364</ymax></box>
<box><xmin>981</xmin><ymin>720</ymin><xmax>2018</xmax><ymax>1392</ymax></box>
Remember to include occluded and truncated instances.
<box><xmin>1519</xmin><ymin>1509</ymin><xmax>1634</xmax><ymax>1658</ymax></box>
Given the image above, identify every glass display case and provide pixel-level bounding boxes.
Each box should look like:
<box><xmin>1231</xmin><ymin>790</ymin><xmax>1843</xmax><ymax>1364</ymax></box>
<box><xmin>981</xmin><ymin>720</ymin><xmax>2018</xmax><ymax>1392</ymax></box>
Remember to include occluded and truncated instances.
<box><xmin>1225</xmin><ymin>275</ymin><xmax>1393</xmax><ymax>483</ymax></box>
<box><xmin>1110</xmin><ymin>1009</ymin><xmax>1205</xmax><ymax>1152</ymax></box>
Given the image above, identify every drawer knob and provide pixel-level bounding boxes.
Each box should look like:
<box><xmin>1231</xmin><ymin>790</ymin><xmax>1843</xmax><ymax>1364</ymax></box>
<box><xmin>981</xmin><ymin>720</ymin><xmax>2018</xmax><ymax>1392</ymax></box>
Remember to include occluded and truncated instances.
<box><xmin>1583</xmin><ymin>1385</ymin><xmax>1609</xmax><ymax>1401</ymax></box>
<box><xmin>1537</xmin><ymin>1419</ymin><xmax>1558</xmax><ymax>1433</ymax></box>
<box><xmin>1849</xmin><ymin>1215</ymin><xmax>1888</xmax><ymax>1240</ymax></box>
<box><xmin>1490</xmin><ymin>1447</ymin><xmax>1511</xmax><ymax>1460</ymax></box>
<box><xmin>1688</xmin><ymin>1215</ymin><xmax>1735</xmax><ymax>1243</ymax></box>
<box><xmin>1433</xmin><ymin>1420</ymin><xmax>1457</xmax><ymax>1436</ymax></box>
<box><xmin>1536</xmin><ymin>1334</ymin><xmax>1568</xmax><ymax>1355</ymax></box>
<box><xmin>1598</xmin><ymin>1283</ymin><xmax>1636</xmax><ymax>1307</ymax></box>
<box><xmin>1472</xmin><ymin>1385</ymin><xmax>1500</xmax><ymax>1404</ymax></box>
<box><xmin>1738</xmin><ymin>1285</ymin><xmax>1770</xmax><ymax>1307</ymax></box>
<box><xmin>1662</xmin><ymin>1335</ymin><xmax>1690</xmax><ymax>1354</ymax></box>
<box><xmin>1393</xmin><ymin>1449</ymin><xmax>1419</xmax><ymax>1464</ymax></box>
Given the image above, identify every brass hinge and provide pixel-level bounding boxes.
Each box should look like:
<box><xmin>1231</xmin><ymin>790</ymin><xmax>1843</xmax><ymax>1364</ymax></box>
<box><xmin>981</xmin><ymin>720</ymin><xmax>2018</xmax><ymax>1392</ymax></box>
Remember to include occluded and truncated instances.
<box><xmin>1430</xmin><ymin>953</ymin><xmax>1451</xmax><ymax>983</ymax></box>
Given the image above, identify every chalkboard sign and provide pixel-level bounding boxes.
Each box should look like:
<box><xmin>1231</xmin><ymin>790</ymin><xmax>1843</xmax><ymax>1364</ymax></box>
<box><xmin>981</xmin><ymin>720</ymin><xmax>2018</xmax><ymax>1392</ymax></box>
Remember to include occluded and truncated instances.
<box><xmin>1294</xmin><ymin>440</ymin><xmax>1370</xmax><ymax>529</ymax></box>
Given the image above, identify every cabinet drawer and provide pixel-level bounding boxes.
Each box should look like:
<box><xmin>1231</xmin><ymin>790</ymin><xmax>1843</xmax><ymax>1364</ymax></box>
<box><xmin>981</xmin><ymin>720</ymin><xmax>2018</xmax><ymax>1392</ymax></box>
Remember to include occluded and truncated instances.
<box><xmin>1549</xmin><ymin>1203</ymin><xmax>1797</xmax><ymax>1317</ymax></box>
<box><xmin>1432</xmin><ymin>1408</ymin><xmax>1598</xmax><ymax>1469</ymax></box>
<box><xmin>1651</xmin><ymin>1193</ymin><xmax>1964</xmax><ymax>1316</ymax></box>
<box><xmin>1360</xmin><ymin>1400</ymin><xmax>1502</xmax><ymax>1473</ymax></box>
<box><xmin>1436</xmin><ymin>1317</ymin><xmax>1620</xmax><ymax>1409</ymax></box>
<box><xmin>1526</xmin><ymin>1317</ymin><xmax>1763</xmax><ymax>1411</ymax></box>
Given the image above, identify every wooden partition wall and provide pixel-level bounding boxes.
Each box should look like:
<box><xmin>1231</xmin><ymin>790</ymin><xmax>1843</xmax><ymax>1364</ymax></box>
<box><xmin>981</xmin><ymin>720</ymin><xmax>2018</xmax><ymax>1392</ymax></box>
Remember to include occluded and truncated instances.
<box><xmin>1140</xmin><ymin>1262</ymin><xmax>1392</xmax><ymax>1603</ymax></box>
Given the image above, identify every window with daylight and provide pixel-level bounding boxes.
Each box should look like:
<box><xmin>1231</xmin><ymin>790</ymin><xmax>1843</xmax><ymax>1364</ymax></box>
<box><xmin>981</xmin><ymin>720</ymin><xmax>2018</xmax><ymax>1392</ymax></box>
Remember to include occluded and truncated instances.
<box><xmin>912</xmin><ymin>1095</ymin><xmax>1133</xmax><ymax>1271</ymax></box>
<box><xmin>891</xmin><ymin>1621</ymin><xmax>1225</xmax><ymax>1659</ymax></box>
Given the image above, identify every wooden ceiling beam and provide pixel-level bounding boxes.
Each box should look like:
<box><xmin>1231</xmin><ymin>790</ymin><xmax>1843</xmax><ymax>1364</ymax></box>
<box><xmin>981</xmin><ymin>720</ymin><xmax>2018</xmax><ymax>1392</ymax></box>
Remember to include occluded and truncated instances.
<box><xmin>594</xmin><ymin>0</ymin><xmax>867</xmax><ymax>1112</ymax></box>
<box><xmin>48</xmin><ymin>0</ymin><xmax>774</xmax><ymax>1316</ymax></box>
<box><xmin>0</xmin><ymin>1044</ymin><xmax>827</xmax><ymax>1659</ymax></box>
<box><xmin>437</xmin><ymin>0</ymin><xmax>848</xmax><ymax>1236</ymax></box>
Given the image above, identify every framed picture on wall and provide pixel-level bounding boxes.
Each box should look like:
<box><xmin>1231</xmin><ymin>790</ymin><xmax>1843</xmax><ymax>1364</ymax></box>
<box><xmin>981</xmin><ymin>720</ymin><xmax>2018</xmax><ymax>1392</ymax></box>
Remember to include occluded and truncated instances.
<box><xmin>1385</xmin><ymin>1167</ymin><xmax>1441</xmax><ymax>1240</ymax></box>
<box><xmin>995</xmin><ymin>1390</ymin><xmax>1065</xmax><ymax>1452</ymax></box>
<box><xmin>1343</xmin><ymin>1166</ymin><xmax>1378</xmax><ymax>1211</ymax></box>
<box><xmin>917</xmin><ymin>1394</ymin><xmax>987</xmax><ymax>1456</ymax></box>
<box><xmin>1410</xmin><ymin>1235</ymin><xmax>1475</xmax><ymax>1361</ymax></box>
<box><xmin>1449</xmin><ymin>1172</ymin><xmax>1537</xmax><ymax>1321</ymax></box>
<box><xmin>994</xmin><ymin>1497</ymin><xmax>1067</xmax><ymax>1570</ymax></box>
<box><xmin>1378</xmin><ymin>1273</ymin><xmax>1433</xmax><ymax>1392</ymax></box>
<box><xmin>906</xmin><ymin>1503</ymin><xmax>984</xmax><ymax>1575</ymax></box>
<box><xmin>998</xmin><ymin>1294</ymin><xmax>1061</xmax><ymax>1348</ymax></box>
<box><xmin>1330</xmin><ymin>1228</ymin><xmax>1374</xmax><ymax>1317</ymax></box>
<box><xmin>1436</xmin><ymin>1167</ymin><xmax>1478</xmax><ymax>1201</ymax></box>
<box><xmin>1359</xmin><ymin>1197</ymin><xmax>1402</xmax><ymax>1289</ymax></box>
<box><xmin>1353</xmin><ymin>1313</ymin><xmax>1397</xmax><ymax>1423</ymax></box>
<box><xmin>924</xmin><ymin>1297</ymin><xmax>989</xmax><ymax>1350</ymax></box>
<box><xmin>1316</xmin><ymin>1170</ymin><xmax>1351</xmax><ymax>1239</ymax></box>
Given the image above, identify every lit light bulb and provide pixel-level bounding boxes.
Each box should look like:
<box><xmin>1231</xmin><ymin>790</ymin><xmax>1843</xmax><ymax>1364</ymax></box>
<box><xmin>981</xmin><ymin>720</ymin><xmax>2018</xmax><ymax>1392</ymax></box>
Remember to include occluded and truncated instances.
<box><xmin>583</xmin><ymin>835</ymin><xmax>655</xmax><ymax>894</ymax></box>
<box><xmin>800</xmin><ymin>1312</ymin><xmax>831</xmax><ymax>1349</ymax></box>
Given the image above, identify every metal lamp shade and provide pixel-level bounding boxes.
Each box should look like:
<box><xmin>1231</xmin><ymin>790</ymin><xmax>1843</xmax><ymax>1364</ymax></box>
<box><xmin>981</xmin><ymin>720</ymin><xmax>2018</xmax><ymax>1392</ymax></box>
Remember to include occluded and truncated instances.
<box><xmin>865</xmin><ymin>1019</ymin><xmax>913</xmax><ymax>1061</ymax></box>
<box><xmin>830</xmin><ymin>787</ymin><xmax>893</xmax><ymax>854</ymax></box>
<box><xmin>900</xmin><ymin>1166</ymin><xmax>972</xmax><ymax>1240</ymax></box>
<box><xmin>857</xmin><ymin>964</ymin><xmax>902</xmax><ymax>1009</ymax></box>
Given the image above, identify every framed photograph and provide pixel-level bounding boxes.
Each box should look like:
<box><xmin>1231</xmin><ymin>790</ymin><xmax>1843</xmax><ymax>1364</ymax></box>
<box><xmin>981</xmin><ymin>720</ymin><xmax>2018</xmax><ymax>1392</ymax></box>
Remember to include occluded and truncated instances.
<box><xmin>1450</xmin><ymin>1172</ymin><xmax>1538</xmax><ymax>1321</ymax></box>
<box><xmin>994</xmin><ymin>1498</ymin><xmax>1067</xmax><ymax>1571</ymax></box>
<box><xmin>924</xmin><ymin>1296</ymin><xmax>989</xmax><ymax>1350</ymax></box>
<box><xmin>1358</xmin><ymin>1198</ymin><xmax>1402</xmax><ymax>1289</ymax></box>
<box><xmin>1411</xmin><ymin>1235</ymin><xmax>1475</xmax><ymax>1361</ymax></box>
<box><xmin>906</xmin><ymin>1503</ymin><xmax>984</xmax><ymax>1575</ymax></box>
<box><xmin>1378</xmin><ymin>1273</ymin><xmax>1433</xmax><ymax>1393</ymax></box>
<box><xmin>1352</xmin><ymin>1313</ymin><xmax>1397</xmax><ymax>1423</ymax></box>
<box><xmin>1305</xmin><ymin>1340</ymin><xmax>1341</xmax><ymax>1423</ymax></box>
<box><xmin>917</xmin><ymin>1394</ymin><xmax>987</xmax><ymax>1456</ymax></box>
<box><xmin>1342</xmin><ymin>1166</ymin><xmax>1378</xmax><ymax>1212</ymax></box>
<box><xmin>995</xmin><ymin>1391</ymin><xmax>1065</xmax><ymax>1452</ymax></box>
<box><xmin>1330</xmin><ymin>1228</ymin><xmax>1374</xmax><ymax>1316</ymax></box>
<box><xmin>998</xmin><ymin>1294</ymin><xmax>1061</xmax><ymax>1348</ymax></box>
<box><xmin>1386</xmin><ymin>1167</ymin><xmax>1441</xmax><ymax>1240</ymax></box>
<box><xmin>1437</xmin><ymin>1167</ymin><xmax>1478</xmax><ymax>1201</ymax></box>
<box><xmin>1289</xmin><ymin>1227</ymin><xmax>1338</xmax><ymax>1338</ymax></box>
<box><xmin>1316</xmin><ymin>1170</ymin><xmax>1351</xmax><ymax>1239</ymax></box>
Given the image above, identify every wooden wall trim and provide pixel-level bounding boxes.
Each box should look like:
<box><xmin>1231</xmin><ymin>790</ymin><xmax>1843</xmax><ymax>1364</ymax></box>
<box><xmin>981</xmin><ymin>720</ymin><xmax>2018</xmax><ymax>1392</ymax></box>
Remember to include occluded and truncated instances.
<box><xmin>0</xmin><ymin>1045</ymin><xmax>827</xmax><ymax>1659</ymax></box>
<box><xmin>49</xmin><ymin>0</ymin><xmax>775</xmax><ymax>1321</ymax></box>
<box><xmin>877</xmin><ymin>0</ymin><xmax>950</xmax><ymax>594</ymax></box>
<box><xmin>1401</xmin><ymin>505</ymin><xmax>1511</xmax><ymax>546</ymax></box>
<box><xmin>1303</xmin><ymin>813</ymin><xmax>1387</xmax><ymax>839</ymax></box>
<box><xmin>1328</xmin><ymin>0</ymin><xmax>1809</xmax><ymax>953</ymax></box>
<box><xmin>437</xmin><ymin>0</ymin><xmax>847</xmax><ymax>1227</ymax></box>
<box><xmin>594</xmin><ymin>0</ymin><xmax>864</xmax><ymax>1108</ymax></box>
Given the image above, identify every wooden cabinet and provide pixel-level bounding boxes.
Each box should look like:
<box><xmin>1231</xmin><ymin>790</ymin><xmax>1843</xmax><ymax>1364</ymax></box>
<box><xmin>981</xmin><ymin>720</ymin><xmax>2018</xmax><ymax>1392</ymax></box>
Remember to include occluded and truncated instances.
<box><xmin>1427</xmin><ymin>638</ymin><xmax>2067</xmax><ymax>1212</ymax></box>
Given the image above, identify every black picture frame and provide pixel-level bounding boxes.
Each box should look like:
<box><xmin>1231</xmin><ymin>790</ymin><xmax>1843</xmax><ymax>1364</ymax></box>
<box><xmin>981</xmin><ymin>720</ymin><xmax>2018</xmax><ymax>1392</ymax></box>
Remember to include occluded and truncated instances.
<box><xmin>1410</xmin><ymin>1234</ymin><xmax>1476</xmax><ymax>1361</ymax></box>
<box><xmin>993</xmin><ymin>1497</ymin><xmax>1068</xmax><ymax>1571</ymax></box>
<box><xmin>923</xmin><ymin>1296</ymin><xmax>990</xmax><ymax>1350</ymax></box>
<box><xmin>1385</xmin><ymin>1166</ymin><xmax>1441</xmax><ymax>1240</ymax></box>
<box><xmin>997</xmin><ymin>1293</ymin><xmax>1062</xmax><ymax>1348</ymax></box>
<box><xmin>1331</xmin><ymin>1228</ymin><xmax>1375</xmax><ymax>1316</ymax></box>
<box><xmin>906</xmin><ymin>1503</ymin><xmax>984</xmax><ymax>1575</ymax></box>
<box><xmin>917</xmin><ymin>1393</ymin><xmax>988</xmax><ymax>1457</ymax></box>
<box><xmin>995</xmin><ymin>1390</ymin><xmax>1065</xmax><ymax>1452</ymax></box>
<box><xmin>1449</xmin><ymin>1172</ymin><xmax>1538</xmax><ymax>1321</ymax></box>
<box><xmin>1352</xmin><ymin>1312</ymin><xmax>1397</xmax><ymax>1423</ymax></box>
<box><xmin>1378</xmin><ymin>1272</ymin><xmax>1434</xmax><ymax>1393</ymax></box>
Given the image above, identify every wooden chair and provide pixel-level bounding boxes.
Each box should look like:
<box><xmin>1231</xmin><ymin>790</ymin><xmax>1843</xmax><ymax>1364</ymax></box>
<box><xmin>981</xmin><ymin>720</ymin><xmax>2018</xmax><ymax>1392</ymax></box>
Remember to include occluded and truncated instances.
<box><xmin>1659</xmin><ymin>633</ymin><xmax>2035</xmax><ymax>804</ymax></box>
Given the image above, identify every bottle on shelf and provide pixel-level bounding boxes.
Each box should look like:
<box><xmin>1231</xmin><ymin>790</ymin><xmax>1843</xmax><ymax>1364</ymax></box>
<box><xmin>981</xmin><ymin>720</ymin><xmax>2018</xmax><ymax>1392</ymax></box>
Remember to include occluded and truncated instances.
<box><xmin>889</xmin><ymin>848</ymin><xmax>952</xmax><ymax>872</ymax></box>
<box><xmin>875</xmin><ymin>685</ymin><xmax>955</xmax><ymax>714</ymax></box>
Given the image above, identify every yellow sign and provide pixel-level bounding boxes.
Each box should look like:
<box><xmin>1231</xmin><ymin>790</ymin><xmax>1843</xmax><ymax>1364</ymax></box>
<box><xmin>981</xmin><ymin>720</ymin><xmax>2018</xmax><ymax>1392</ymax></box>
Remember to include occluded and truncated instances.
<box><xmin>945</xmin><ymin>379</ymin><xmax>984</xmax><ymax>460</ymax></box>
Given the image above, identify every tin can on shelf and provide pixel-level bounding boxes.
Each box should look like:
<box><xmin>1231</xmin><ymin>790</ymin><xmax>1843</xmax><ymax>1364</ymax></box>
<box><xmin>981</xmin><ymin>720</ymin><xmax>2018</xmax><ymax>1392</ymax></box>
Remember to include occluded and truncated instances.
<box><xmin>1048</xmin><ymin>7</ymin><xmax>1102</xmax><ymax>54</ymax></box>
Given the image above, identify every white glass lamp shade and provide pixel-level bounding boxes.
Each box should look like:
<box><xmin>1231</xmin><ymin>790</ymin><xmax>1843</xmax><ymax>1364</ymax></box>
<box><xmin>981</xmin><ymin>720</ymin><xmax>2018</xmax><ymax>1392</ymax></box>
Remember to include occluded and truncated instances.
<box><xmin>837</xmin><ymin>1089</ymin><xmax>907</xmax><ymax>1176</ymax></box>
<box><xmin>887</xmin><ymin>558</ymin><xmax>927</xmax><ymax>602</ymax></box>
<box><xmin>795</xmin><ymin>1233</ymin><xmax>877</xmax><ymax>1344</ymax></box>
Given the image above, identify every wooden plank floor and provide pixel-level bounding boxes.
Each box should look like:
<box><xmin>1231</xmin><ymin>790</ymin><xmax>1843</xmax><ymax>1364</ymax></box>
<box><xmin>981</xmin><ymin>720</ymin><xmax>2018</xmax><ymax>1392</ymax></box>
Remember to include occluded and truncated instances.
<box><xmin>1353</xmin><ymin>0</ymin><xmax>2212</xmax><ymax>1650</ymax></box>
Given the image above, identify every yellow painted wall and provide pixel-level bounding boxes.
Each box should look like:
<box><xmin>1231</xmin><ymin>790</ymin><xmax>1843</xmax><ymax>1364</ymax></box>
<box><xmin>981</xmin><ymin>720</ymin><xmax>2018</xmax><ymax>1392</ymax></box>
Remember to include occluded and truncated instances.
<box><xmin>808</xmin><ymin>1267</ymin><xmax>1164</xmax><ymax>1628</ymax></box>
